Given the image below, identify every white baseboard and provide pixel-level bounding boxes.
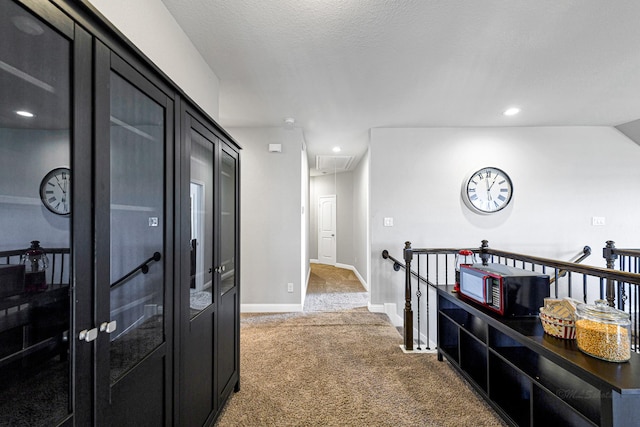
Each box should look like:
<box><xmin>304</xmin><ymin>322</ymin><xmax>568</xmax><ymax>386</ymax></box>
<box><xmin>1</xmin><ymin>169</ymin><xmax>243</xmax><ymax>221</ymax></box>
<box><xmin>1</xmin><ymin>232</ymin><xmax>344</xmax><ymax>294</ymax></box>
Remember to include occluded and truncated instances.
<box><xmin>367</xmin><ymin>303</ymin><xmax>385</xmax><ymax>313</ymax></box>
<box><xmin>335</xmin><ymin>262</ymin><xmax>369</xmax><ymax>291</ymax></box>
<box><xmin>241</xmin><ymin>304</ymin><xmax>303</xmax><ymax>313</ymax></box>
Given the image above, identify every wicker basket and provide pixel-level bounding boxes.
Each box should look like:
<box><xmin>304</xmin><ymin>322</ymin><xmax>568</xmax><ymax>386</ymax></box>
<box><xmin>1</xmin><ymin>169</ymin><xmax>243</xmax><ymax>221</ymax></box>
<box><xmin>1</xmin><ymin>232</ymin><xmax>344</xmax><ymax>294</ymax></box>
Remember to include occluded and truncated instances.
<box><xmin>539</xmin><ymin>308</ymin><xmax>576</xmax><ymax>340</ymax></box>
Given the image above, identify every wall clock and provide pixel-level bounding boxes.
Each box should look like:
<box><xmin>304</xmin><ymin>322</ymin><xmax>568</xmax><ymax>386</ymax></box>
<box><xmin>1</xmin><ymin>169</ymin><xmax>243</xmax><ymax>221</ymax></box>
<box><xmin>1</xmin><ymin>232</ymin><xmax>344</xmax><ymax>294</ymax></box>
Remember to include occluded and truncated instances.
<box><xmin>462</xmin><ymin>167</ymin><xmax>513</xmax><ymax>214</ymax></box>
<box><xmin>39</xmin><ymin>167</ymin><xmax>71</xmax><ymax>216</ymax></box>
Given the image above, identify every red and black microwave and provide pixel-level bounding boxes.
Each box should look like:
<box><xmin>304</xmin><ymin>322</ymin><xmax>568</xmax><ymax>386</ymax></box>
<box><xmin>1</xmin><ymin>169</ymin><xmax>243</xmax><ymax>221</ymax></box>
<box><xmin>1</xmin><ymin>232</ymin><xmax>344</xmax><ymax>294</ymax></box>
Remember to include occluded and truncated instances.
<box><xmin>459</xmin><ymin>263</ymin><xmax>549</xmax><ymax>316</ymax></box>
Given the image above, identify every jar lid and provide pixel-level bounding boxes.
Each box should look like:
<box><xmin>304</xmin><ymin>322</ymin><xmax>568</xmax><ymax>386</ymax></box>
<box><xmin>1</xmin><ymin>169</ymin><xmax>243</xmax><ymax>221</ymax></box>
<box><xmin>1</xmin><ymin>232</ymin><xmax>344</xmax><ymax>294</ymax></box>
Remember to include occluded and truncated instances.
<box><xmin>576</xmin><ymin>299</ymin><xmax>630</xmax><ymax>323</ymax></box>
<box><xmin>458</xmin><ymin>250</ymin><xmax>474</xmax><ymax>256</ymax></box>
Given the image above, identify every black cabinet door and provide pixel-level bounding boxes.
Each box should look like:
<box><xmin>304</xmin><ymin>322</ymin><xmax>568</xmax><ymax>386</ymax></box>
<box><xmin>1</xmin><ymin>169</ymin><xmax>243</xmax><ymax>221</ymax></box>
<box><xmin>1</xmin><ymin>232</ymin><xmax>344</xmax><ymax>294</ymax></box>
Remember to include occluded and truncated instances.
<box><xmin>180</xmin><ymin>110</ymin><xmax>220</xmax><ymax>426</ymax></box>
<box><xmin>179</xmin><ymin>108</ymin><xmax>240</xmax><ymax>425</ymax></box>
<box><xmin>94</xmin><ymin>44</ymin><xmax>174</xmax><ymax>426</ymax></box>
<box><xmin>0</xmin><ymin>1</ymin><xmax>92</xmax><ymax>425</ymax></box>
<box><xmin>217</xmin><ymin>143</ymin><xmax>240</xmax><ymax>402</ymax></box>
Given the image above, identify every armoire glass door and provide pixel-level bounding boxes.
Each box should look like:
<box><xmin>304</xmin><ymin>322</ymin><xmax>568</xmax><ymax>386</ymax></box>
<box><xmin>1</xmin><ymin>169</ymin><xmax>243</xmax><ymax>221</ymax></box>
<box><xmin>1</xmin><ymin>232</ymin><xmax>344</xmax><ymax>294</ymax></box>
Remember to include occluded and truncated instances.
<box><xmin>217</xmin><ymin>144</ymin><xmax>239</xmax><ymax>402</ymax></box>
<box><xmin>95</xmin><ymin>49</ymin><xmax>172</xmax><ymax>425</ymax></box>
<box><xmin>0</xmin><ymin>1</ymin><xmax>73</xmax><ymax>425</ymax></box>
<box><xmin>108</xmin><ymin>71</ymin><xmax>165</xmax><ymax>383</ymax></box>
<box><xmin>181</xmin><ymin>113</ymin><xmax>219</xmax><ymax>426</ymax></box>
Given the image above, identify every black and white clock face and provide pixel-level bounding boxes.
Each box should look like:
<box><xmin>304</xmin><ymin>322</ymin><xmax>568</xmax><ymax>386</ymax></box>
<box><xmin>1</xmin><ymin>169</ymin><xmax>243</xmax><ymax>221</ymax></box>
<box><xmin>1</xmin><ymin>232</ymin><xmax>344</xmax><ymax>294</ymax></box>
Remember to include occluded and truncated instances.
<box><xmin>40</xmin><ymin>167</ymin><xmax>71</xmax><ymax>216</ymax></box>
<box><xmin>463</xmin><ymin>167</ymin><xmax>513</xmax><ymax>214</ymax></box>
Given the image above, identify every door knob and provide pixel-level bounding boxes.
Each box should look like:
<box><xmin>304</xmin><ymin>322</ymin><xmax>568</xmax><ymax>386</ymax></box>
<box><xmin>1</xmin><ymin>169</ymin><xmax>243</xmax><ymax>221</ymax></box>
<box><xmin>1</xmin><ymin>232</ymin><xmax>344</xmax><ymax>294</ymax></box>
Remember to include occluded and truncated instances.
<box><xmin>100</xmin><ymin>320</ymin><xmax>117</xmax><ymax>334</ymax></box>
<box><xmin>78</xmin><ymin>328</ymin><xmax>98</xmax><ymax>342</ymax></box>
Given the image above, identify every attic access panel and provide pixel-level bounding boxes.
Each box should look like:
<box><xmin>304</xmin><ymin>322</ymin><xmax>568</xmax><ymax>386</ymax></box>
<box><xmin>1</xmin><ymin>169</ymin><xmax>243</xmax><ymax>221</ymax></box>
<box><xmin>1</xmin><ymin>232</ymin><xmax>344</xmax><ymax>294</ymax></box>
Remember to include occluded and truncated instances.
<box><xmin>315</xmin><ymin>155</ymin><xmax>354</xmax><ymax>172</ymax></box>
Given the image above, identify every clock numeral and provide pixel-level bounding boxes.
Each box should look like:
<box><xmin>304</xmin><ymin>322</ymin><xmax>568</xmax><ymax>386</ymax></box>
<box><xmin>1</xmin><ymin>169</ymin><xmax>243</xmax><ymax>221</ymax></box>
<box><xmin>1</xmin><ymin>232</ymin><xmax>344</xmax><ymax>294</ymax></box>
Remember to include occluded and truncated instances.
<box><xmin>468</xmin><ymin>188</ymin><xmax>476</xmax><ymax>193</ymax></box>
<box><xmin>470</xmin><ymin>194</ymin><xmax>478</xmax><ymax>201</ymax></box>
<box><xmin>500</xmin><ymin>188</ymin><xmax>509</xmax><ymax>193</ymax></box>
<box><xmin>498</xmin><ymin>195</ymin><xmax>506</xmax><ymax>202</ymax></box>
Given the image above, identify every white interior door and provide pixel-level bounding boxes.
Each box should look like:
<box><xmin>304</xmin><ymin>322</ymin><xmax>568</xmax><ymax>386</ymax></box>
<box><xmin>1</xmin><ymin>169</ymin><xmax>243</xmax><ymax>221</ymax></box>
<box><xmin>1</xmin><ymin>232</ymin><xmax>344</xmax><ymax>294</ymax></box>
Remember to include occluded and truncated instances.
<box><xmin>318</xmin><ymin>195</ymin><xmax>337</xmax><ymax>265</ymax></box>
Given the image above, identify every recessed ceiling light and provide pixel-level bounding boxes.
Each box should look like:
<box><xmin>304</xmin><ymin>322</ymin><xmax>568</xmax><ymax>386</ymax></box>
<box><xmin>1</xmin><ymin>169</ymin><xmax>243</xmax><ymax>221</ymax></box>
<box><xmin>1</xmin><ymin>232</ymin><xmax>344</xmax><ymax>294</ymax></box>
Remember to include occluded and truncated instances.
<box><xmin>503</xmin><ymin>107</ymin><xmax>521</xmax><ymax>116</ymax></box>
<box><xmin>16</xmin><ymin>110</ymin><xmax>34</xmax><ymax>118</ymax></box>
<box><xmin>332</xmin><ymin>146</ymin><xmax>341</xmax><ymax>153</ymax></box>
<box><xmin>283</xmin><ymin>117</ymin><xmax>295</xmax><ymax>127</ymax></box>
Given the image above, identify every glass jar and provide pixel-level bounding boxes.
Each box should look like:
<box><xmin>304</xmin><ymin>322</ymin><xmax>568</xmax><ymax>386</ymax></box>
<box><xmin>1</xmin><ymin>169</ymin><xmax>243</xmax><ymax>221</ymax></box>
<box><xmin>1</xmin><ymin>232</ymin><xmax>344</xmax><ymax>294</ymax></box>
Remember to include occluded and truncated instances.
<box><xmin>575</xmin><ymin>300</ymin><xmax>631</xmax><ymax>362</ymax></box>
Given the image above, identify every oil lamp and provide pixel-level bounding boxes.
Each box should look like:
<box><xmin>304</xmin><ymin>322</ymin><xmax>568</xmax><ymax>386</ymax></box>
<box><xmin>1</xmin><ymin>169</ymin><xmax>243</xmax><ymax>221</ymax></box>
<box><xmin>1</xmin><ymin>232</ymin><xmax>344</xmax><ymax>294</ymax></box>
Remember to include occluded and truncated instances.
<box><xmin>21</xmin><ymin>240</ymin><xmax>49</xmax><ymax>292</ymax></box>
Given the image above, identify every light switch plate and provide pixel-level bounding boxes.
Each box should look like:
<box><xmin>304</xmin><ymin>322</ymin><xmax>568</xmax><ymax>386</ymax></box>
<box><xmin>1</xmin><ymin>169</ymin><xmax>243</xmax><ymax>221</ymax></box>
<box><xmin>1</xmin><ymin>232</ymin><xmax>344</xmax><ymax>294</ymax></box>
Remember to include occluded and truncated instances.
<box><xmin>383</xmin><ymin>217</ymin><xmax>394</xmax><ymax>227</ymax></box>
<box><xmin>592</xmin><ymin>216</ymin><xmax>606</xmax><ymax>226</ymax></box>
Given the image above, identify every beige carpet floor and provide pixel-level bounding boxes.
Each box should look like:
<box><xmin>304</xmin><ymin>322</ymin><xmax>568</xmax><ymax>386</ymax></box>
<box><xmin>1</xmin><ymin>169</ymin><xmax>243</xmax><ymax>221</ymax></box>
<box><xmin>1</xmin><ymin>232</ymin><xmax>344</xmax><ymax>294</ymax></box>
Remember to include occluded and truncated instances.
<box><xmin>215</xmin><ymin>264</ymin><xmax>506</xmax><ymax>427</ymax></box>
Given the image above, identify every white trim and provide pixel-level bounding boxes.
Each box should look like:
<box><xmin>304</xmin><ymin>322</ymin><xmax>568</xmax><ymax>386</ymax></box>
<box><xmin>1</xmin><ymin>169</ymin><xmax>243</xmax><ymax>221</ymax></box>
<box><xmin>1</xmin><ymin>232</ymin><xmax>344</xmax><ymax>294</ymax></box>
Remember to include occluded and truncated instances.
<box><xmin>310</xmin><ymin>258</ymin><xmax>319</xmax><ymax>264</ymax></box>
<box><xmin>241</xmin><ymin>303</ymin><xmax>303</xmax><ymax>313</ymax></box>
<box><xmin>383</xmin><ymin>303</ymin><xmax>402</xmax><ymax>327</ymax></box>
<box><xmin>335</xmin><ymin>262</ymin><xmax>369</xmax><ymax>291</ymax></box>
<box><xmin>367</xmin><ymin>303</ymin><xmax>385</xmax><ymax>313</ymax></box>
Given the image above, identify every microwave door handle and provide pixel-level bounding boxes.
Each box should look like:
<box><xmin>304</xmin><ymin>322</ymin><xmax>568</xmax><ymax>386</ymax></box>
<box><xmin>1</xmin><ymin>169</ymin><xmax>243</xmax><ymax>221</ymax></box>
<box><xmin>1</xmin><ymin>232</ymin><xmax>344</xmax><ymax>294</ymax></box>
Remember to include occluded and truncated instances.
<box><xmin>484</xmin><ymin>276</ymin><xmax>493</xmax><ymax>305</ymax></box>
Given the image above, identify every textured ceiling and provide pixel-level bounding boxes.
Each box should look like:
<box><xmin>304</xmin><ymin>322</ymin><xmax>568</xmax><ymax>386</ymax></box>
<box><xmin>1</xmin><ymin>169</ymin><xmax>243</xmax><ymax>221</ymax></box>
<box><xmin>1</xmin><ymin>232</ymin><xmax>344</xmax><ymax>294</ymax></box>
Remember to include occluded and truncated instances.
<box><xmin>161</xmin><ymin>0</ymin><xmax>640</xmax><ymax>172</ymax></box>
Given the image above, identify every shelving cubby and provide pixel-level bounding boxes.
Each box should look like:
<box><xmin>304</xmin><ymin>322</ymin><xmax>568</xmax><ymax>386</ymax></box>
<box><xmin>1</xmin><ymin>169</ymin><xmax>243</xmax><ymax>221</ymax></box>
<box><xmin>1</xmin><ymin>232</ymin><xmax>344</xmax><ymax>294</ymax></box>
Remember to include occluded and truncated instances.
<box><xmin>436</xmin><ymin>286</ymin><xmax>640</xmax><ymax>427</ymax></box>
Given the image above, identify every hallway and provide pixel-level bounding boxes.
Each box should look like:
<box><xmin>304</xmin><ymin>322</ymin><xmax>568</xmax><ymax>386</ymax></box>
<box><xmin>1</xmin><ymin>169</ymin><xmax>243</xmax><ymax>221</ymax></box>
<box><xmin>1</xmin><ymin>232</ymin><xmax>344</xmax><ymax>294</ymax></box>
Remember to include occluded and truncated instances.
<box><xmin>214</xmin><ymin>265</ymin><xmax>505</xmax><ymax>426</ymax></box>
<box><xmin>304</xmin><ymin>264</ymin><xmax>369</xmax><ymax>312</ymax></box>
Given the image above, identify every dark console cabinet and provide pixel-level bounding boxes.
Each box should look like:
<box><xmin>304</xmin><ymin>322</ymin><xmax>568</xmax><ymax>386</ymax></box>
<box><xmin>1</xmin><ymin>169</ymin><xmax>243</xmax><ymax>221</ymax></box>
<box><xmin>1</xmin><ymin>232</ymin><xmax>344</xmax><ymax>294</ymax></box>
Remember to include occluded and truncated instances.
<box><xmin>437</xmin><ymin>287</ymin><xmax>640</xmax><ymax>427</ymax></box>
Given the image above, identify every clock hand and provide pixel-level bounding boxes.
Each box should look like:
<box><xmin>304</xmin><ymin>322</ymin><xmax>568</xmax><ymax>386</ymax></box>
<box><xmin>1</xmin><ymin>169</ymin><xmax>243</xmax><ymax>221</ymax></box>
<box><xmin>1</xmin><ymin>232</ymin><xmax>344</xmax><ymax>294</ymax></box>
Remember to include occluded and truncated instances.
<box><xmin>488</xmin><ymin>176</ymin><xmax>498</xmax><ymax>191</ymax></box>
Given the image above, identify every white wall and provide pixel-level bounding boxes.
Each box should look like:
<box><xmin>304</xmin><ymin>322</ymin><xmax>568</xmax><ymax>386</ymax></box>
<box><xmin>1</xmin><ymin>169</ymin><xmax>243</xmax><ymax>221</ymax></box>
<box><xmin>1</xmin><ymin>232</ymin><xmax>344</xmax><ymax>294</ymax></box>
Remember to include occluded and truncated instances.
<box><xmin>229</xmin><ymin>127</ymin><xmax>306</xmax><ymax>311</ymax></box>
<box><xmin>352</xmin><ymin>150</ymin><xmax>370</xmax><ymax>289</ymax></box>
<box><xmin>87</xmin><ymin>0</ymin><xmax>220</xmax><ymax>120</ymax></box>
<box><xmin>0</xmin><ymin>129</ymin><xmax>70</xmax><ymax>251</ymax></box>
<box><xmin>370</xmin><ymin>127</ymin><xmax>640</xmax><ymax>315</ymax></box>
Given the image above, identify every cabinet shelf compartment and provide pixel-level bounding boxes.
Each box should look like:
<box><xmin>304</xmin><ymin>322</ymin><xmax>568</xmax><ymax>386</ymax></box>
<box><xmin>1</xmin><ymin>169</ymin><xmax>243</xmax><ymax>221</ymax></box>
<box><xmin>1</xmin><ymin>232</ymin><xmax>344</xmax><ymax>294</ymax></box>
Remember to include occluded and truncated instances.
<box><xmin>532</xmin><ymin>385</ymin><xmax>596</xmax><ymax>427</ymax></box>
<box><xmin>489</xmin><ymin>353</ymin><xmax>531</xmax><ymax>427</ymax></box>
<box><xmin>439</xmin><ymin>306</ymin><xmax>487</xmax><ymax>344</ymax></box>
<box><xmin>489</xmin><ymin>327</ymin><xmax>601</xmax><ymax>424</ymax></box>
<box><xmin>438</xmin><ymin>313</ymin><xmax>459</xmax><ymax>364</ymax></box>
<box><xmin>460</xmin><ymin>329</ymin><xmax>487</xmax><ymax>391</ymax></box>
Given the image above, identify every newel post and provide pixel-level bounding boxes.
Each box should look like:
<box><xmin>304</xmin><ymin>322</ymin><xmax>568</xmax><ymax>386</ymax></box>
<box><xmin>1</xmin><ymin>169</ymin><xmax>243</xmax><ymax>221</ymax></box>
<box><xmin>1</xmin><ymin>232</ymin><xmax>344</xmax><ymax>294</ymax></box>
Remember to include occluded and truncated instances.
<box><xmin>480</xmin><ymin>239</ymin><xmax>490</xmax><ymax>266</ymax></box>
<box><xmin>403</xmin><ymin>241</ymin><xmax>414</xmax><ymax>351</ymax></box>
<box><xmin>603</xmin><ymin>240</ymin><xmax>618</xmax><ymax>307</ymax></box>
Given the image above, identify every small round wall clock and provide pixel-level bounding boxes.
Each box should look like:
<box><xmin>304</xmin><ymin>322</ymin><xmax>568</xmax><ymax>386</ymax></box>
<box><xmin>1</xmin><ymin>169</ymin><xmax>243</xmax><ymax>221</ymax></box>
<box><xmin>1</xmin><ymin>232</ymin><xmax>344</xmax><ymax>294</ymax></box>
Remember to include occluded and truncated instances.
<box><xmin>40</xmin><ymin>167</ymin><xmax>71</xmax><ymax>216</ymax></box>
<box><xmin>462</xmin><ymin>167</ymin><xmax>513</xmax><ymax>214</ymax></box>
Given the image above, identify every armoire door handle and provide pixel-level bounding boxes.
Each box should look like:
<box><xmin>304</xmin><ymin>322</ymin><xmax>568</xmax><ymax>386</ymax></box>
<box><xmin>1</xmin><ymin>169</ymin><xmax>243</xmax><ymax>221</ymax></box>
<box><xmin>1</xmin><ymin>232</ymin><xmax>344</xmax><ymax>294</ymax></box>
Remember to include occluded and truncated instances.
<box><xmin>100</xmin><ymin>320</ymin><xmax>117</xmax><ymax>334</ymax></box>
<box><xmin>78</xmin><ymin>328</ymin><xmax>98</xmax><ymax>342</ymax></box>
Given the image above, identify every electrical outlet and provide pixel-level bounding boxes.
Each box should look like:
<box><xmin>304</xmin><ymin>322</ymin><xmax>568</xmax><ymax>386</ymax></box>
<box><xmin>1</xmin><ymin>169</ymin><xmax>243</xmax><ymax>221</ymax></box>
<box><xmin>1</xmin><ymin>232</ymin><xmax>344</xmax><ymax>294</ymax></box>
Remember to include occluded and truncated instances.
<box><xmin>287</xmin><ymin>283</ymin><xmax>294</xmax><ymax>293</ymax></box>
<box><xmin>383</xmin><ymin>217</ymin><xmax>394</xmax><ymax>227</ymax></box>
<box><xmin>592</xmin><ymin>216</ymin><xmax>606</xmax><ymax>226</ymax></box>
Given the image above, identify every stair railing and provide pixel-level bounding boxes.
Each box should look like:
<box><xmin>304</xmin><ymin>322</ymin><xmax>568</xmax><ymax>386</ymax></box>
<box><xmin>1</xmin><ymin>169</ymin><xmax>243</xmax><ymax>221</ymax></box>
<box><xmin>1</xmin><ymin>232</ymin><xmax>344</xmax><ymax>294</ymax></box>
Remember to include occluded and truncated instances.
<box><xmin>382</xmin><ymin>240</ymin><xmax>640</xmax><ymax>352</ymax></box>
<box><xmin>603</xmin><ymin>240</ymin><xmax>640</xmax><ymax>352</ymax></box>
<box><xmin>110</xmin><ymin>251</ymin><xmax>162</xmax><ymax>290</ymax></box>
